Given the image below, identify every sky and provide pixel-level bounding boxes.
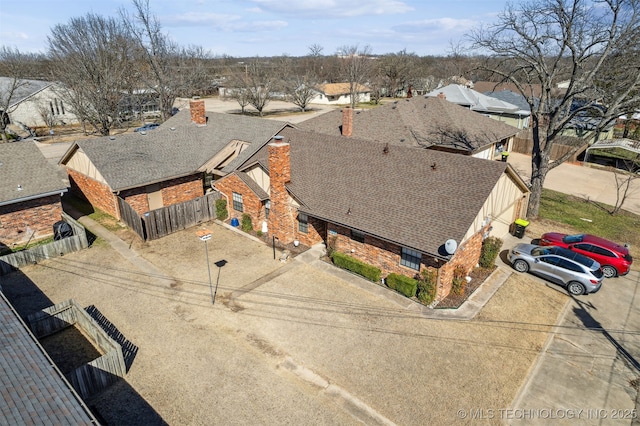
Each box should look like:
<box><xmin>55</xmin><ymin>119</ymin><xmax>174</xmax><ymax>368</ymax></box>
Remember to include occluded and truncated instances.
<box><xmin>0</xmin><ymin>0</ymin><xmax>507</xmax><ymax>57</ymax></box>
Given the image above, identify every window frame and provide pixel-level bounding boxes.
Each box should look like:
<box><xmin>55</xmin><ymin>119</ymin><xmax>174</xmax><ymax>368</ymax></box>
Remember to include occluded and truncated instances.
<box><xmin>232</xmin><ymin>192</ymin><xmax>243</xmax><ymax>212</ymax></box>
<box><xmin>264</xmin><ymin>200</ymin><xmax>270</xmax><ymax>219</ymax></box>
<box><xmin>351</xmin><ymin>230</ymin><xmax>365</xmax><ymax>243</ymax></box>
<box><xmin>400</xmin><ymin>247</ymin><xmax>421</xmax><ymax>270</ymax></box>
<box><xmin>298</xmin><ymin>212</ymin><xmax>308</xmax><ymax>233</ymax></box>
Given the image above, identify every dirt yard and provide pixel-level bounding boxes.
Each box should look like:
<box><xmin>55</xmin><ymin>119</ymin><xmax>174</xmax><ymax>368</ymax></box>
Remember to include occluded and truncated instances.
<box><xmin>2</xmin><ymin>222</ymin><xmax>568</xmax><ymax>425</ymax></box>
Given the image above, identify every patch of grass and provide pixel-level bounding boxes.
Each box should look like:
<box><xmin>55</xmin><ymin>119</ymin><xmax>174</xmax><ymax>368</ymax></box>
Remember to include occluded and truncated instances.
<box><xmin>1</xmin><ymin>236</ymin><xmax>56</xmax><ymax>256</ymax></box>
<box><xmin>539</xmin><ymin>189</ymin><xmax>640</xmax><ymax>259</ymax></box>
<box><xmin>88</xmin><ymin>209</ymin><xmax>126</xmax><ymax>232</ymax></box>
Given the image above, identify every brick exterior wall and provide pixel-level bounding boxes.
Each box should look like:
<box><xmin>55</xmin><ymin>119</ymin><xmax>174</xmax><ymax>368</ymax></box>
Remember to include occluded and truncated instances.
<box><xmin>67</xmin><ymin>169</ymin><xmax>118</xmax><ymax>217</ymax></box>
<box><xmin>120</xmin><ymin>174</ymin><xmax>205</xmax><ymax>216</ymax></box>
<box><xmin>214</xmin><ymin>174</ymin><xmax>265</xmax><ymax>228</ymax></box>
<box><xmin>267</xmin><ymin>141</ymin><xmax>295</xmax><ymax>242</ymax></box>
<box><xmin>437</xmin><ymin>230</ymin><xmax>485</xmax><ymax>300</ymax></box>
<box><xmin>190</xmin><ymin>100</ymin><xmax>206</xmax><ymax>126</ymax></box>
<box><xmin>0</xmin><ymin>195</ymin><xmax>62</xmax><ymax>246</ymax></box>
<box><xmin>68</xmin><ymin>168</ymin><xmax>204</xmax><ymax>219</ymax></box>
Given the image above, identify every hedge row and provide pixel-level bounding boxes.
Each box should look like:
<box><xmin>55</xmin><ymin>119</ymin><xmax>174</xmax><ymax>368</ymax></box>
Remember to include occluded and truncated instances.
<box><xmin>386</xmin><ymin>273</ymin><xmax>418</xmax><ymax>298</ymax></box>
<box><xmin>331</xmin><ymin>252</ymin><xmax>381</xmax><ymax>282</ymax></box>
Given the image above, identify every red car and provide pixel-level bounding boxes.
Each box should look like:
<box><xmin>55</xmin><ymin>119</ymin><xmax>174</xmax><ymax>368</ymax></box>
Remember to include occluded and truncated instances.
<box><xmin>540</xmin><ymin>233</ymin><xmax>633</xmax><ymax>278</ymax></box>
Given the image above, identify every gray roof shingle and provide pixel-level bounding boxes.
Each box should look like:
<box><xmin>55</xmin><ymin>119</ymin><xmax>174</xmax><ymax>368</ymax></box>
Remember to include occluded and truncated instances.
<box><xmin>0</xmin><ymin>77</ymin><xmax>51</xmax><ymax>107</ymax></box>
<box><xmin>299</xmin><ymin>96</ymin><xmax>520</xmax><ymax>153</ymax></box>
<box><xmin>63</xmin><ymin>110</ymin><xmax>287</xmax><ymax>191</ymax></box>
<box><xmin>244</xmin><ymin>127</ymin><xmax>509</xmax><ymax>257</ymax></box>
<box><xmin>0</xmin><ymin>141</ymin><xmax>67</xmax><ymax>206</ymax></box>
<box><xmin>0</xmin><ymin>291</ymin><xmax>96</xmax><ymax>424</ymax></box>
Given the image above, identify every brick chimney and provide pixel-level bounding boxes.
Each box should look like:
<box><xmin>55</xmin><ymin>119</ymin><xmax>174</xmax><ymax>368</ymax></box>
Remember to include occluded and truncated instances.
<box><xmin>436</xmin><ymin>92</ymin><xmax>446</xmax><ymax>100</ymax></box>
<box><xmin>190</xmin><ymin>100</ymin><xmax>206</xmax><ymax>126</ymax></box>
<box><xmin>267</xmin><ymin>136</ymin><xmax>294</xmax><ymax>243</ymax></box>
<box><xmin>342</xmin><ymin>107</ymin><xmax>353</xmax><ymax>137</ymax></box>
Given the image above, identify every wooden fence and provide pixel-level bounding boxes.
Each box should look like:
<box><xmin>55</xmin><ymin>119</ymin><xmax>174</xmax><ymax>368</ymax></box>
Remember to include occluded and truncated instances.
<box><xmin>118</xmin><ymin>192</ymin><xmax>219</xmax><ymax>241</ymax></box>
<box><xmin>512</xmin><ymin>136</ymin><xmax>588</xmax><ymax>162</ymax></box>
<box><xmin>27</xmin><ymin>299</ymin><xmax>127</xmax><ymax>399</ymax></box>
<box><xmin>0</xmin><ymin>213</ymin><xmax>89</xmax><ymax>276</ymax></box>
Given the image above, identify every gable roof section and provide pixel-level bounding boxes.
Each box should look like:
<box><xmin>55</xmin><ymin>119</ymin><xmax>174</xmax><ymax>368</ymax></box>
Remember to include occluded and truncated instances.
<box><xmin>0</xmin><ymin>77</ymin><xmax>52</xmax><ymax>108</ymax></box>
<box><xmin>426</xmin><ymin>84</ymin><xmax>525</xmax><ymax>115</ymax></box>
<box><xmin>0</xmin><ymin>141</ymin><xmax>67</xmax><ymax>206</ymax></box>
<box><xmin>60</xmin><ymin>110</ymin><xmax>287</xmax><ymax>191</ymax></box>
<box><xmin>483</xmin><ymin>89</ymin><xmax>531</xmax><ymax>113</ymax></box>
<box><xmin>0</xmin><ymin>291</ymin><xmax>96</xmax><ymax>424</ymax></box>
<box><xmin>299</xmin><ymin>96</ymin><xmax>519</xmax><ymax>153</ymax></box>
<box><xmin>317</xmin><ymin>83</ymin><xmax>369</xmax><ymax>96</ymax></box>
<box><xmin>243</xmin><ymin>127</ymin><xmax>511</xmax><ymax>257</ymax></box>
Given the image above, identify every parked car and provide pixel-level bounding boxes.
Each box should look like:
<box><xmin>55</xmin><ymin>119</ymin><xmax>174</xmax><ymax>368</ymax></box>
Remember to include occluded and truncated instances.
<box><xmin>508</xmin><ymin>244</ymin><xmax>604</xmax><ymax>295</ymax></box>
<box><xmin>134</xmin><ymin>123</ymin><xmax>160</xmax><ymax>132</ymax></box>
<box><xmin>539</xmin><ymin>233</ymin><xmax>632</xmax><ymax>278</ymax></box>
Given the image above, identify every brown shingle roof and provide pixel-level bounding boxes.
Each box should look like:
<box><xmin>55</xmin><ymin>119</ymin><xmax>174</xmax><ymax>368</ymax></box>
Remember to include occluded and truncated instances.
<box><xmin>245</xmin><ymin>128</ymin><xmax>509</xmax><ymax>257</ymax></box>
<box><xmin>300</xmin><ymin>96</ymin><xmax>519</xmax><ymax>153</ymax></box>
<box><xmin>317</xmin><ymin>83</ymin><xmax>369</xmax><ymax>96</ymax></box>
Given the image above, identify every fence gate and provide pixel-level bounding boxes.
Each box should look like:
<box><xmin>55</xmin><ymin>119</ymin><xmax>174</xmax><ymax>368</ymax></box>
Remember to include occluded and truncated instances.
<box><xmin>117</xmin><ymin>197</ymin><xmax>145</xmax><ymax>240</ymax></box>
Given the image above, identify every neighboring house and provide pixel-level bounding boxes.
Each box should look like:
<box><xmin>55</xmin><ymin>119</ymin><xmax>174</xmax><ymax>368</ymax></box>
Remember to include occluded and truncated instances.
<box><xmin>473</xmin><ymin>81</ymin><xmax>544</xmax><ymax>99</ymax></box>
<box><xmin>214</xmin><ymin>127</ymin><xmax>529</xmax><ymax>300</ymax></box>
<box><xmin>0</xmin><ymin>77</ymin><xmax>79</xmax><ymax>129</ymax></box>
<box><xmin>300</xmin><ymin>96</ymin><xmax>520</xmax><ymax>160</ymax></box>
<box><xmin>310</xmin><ymin>83</ymin><xmax>371</xmax><ymax>105</ymax></box>
<box><xmin>59</xmin><ymin>100</ymin><xmax>289</xmax><ymax>220</ymax></box>
<box><xmin>0</xmin><ymin>141</ymin><xmax>68</xmax><ymax>249</ymax></box>
<box><xmin>426</xmin><ymin>84</ymin><xmax>530</xmax><ymax>129</ymax></box>
<box><xmin>0</xmin><ymin>291</ymin><xmax>97</xmax><ymax>424</ymax></box>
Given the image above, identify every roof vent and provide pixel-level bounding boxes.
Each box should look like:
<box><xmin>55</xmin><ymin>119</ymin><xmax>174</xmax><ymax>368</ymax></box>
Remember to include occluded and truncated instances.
<box><xmin>383</xmin><ymin>143</ymin><xmax>389</xmax><ymax>154</ymax></box>
<box><xmin>109</xmin><ymin>136</ymin><xmax>115</xmax><ymax>140</ymax></box>
<box><xmin>17</xmin><ymin>184</ymin><xmax>23</xmax><ymax>191</ymax></box>
<box><xmin>431</xmin><ymin>162</ymin><xmax>437</xmax><ymax>171</ymax></box>
<box><xmin>170</xmin><ymin>127</ymin><xmax>176</xmax><ymax>131</ymax></box>
<box><xmin>140</xmin><ymin>131</ymin><xmax>147</xmax><ymax>135</ymax></box>
<box><xmin>274</xmin><ymin>135</ymin><xmax>284</xmax><ymax>142</ymax></box>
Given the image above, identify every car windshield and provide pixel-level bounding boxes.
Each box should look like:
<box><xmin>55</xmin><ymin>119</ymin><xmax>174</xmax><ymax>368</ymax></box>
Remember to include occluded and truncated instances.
<box><xmin>563</xmin><ymin>234</ymin><xmax>584</xmax><ymax>244</ymax></box>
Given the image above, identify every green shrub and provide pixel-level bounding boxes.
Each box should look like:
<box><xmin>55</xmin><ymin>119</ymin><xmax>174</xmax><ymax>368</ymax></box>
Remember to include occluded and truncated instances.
<box><xmin>241</xmin><ymin>213</ymin><xmax>253</xmax><ymax>232</ymax></box>
<box><xmin>256</xmin><ymin>230</ymin><xmax>263</xmax><ymax>237</ymax></box>
<box><xmin>331</xmin><ymin>252</ymin><xmax>381</xmax><ymax>282</ymax></box>
<box><xmin>479</xmin><ymin>236</ymin><xmax>503</xmax><ymax>268</ymax></box>
<box><xmin>215</xmin><ymin>198</ymin><xmax>228</xmax><ymax>221</ymax></box>
<box><xmin>417</xmin><ymin>268</ymin><xmax>437</xmax><ymax>305</ymax></box>
<box><xmin>451</xmin><ymin>266</ymin><xmax>467</xmax><ymax>296</ymax></box>
<box><xmin>385</xmin><ymin>273</ymin><xmax>418</xmax><ymax>298</ymax></box>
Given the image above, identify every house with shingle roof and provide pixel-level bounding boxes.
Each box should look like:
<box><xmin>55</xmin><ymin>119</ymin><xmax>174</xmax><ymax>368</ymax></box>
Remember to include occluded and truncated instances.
<box><xmin>213</xmin><ymin>127</ymin><xmax>529</xmax><ymax>300</ymax></box>
<box><xmin>426</xmin><ymin>84</ymin><xmax>531</xmax><ymax>130</ymax></box>
<box><xmin>0</xmin><ymin>141</ymin><xmax>68</xmax><ymax>249</ymax></box>
<box><xmin>0</xmin><ymin>77</ymin><xmax>79</xmax><ymax>130</ymax></box>
<box><xmin>310</xmin><ymin>82</ymin><xmax>371</xmax><ymax>105</ymax></box>
<box><xmin>59</xmin><ymin>100</ymin><xmax>290</xmax><ymax>221</ymax></box>
<box><xmin>300</xmin><ymin>96</ymin><xmax>520</xmax><ymax>160</ymax></box>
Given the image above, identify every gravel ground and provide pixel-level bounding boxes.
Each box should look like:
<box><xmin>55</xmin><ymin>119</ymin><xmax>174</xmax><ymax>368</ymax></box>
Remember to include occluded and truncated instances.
<box><xmin>2</xmin><ymin>223</ymin><xmax>568</xmax><ymax>425</ymax></box>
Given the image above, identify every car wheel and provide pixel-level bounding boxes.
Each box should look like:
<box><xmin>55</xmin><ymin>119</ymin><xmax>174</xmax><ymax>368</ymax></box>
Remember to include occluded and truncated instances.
<box><xmin>513</xmin><ymin>259</ymin><xmax>529</xmax><ymax>273</ymax></box>
<box><xmin>567</xmin><ymin>281</ymin><xmax>586</xmax><ymax>296</ymax></box>
<box><xmin>601</xmin><ymin>265</ymin><xmax>617</xmax><ymax>278</ymax></box>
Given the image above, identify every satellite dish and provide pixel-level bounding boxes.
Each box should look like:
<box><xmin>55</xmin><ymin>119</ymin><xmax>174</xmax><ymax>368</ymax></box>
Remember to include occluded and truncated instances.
<box><xmin>445</xmin><ymin>239</ymin><xmax>458</xmax><ymax>255</ymax></box>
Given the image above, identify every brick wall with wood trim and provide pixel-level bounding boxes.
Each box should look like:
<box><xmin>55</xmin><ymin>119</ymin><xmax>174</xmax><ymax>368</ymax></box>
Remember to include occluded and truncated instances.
<box><xmin>0</xmin><ymin>195</ymin><xmax>63</xmax><ymax>246</ymax></box>
<box><xmin>67</xmin><ymin>169</ymin><xmax>119</xmax><ymax>218</ymax></box>
<box><xmin>214</xmin><ymin>174</ymin><xmax>264</xmax><ymax>229</ymax></box>
<box><xmin>436</xmin><ymin>230</ymin><xmax>485</xmax><ymax>300</ymax></box>
<box><xmin>120</xmin><ymin>174</ymin><xmax>204</xmax><ymax>216</ymax></box>
<box><xmin>327</xmin><ymin>223</ymin><xmax>440</xmax><ymax>278</ymax></box>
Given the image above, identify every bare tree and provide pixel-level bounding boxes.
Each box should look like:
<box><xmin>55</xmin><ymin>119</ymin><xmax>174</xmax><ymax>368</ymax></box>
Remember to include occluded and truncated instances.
<box><xmin>376</xmin><ymin>49</ymin><xmax>417</xmax><ymax>98</ymax></box>
<box><xmin>0</xmin><ymin>47</ymin><xmax>40</xmax><ymax>142</ymax></box>
<box><xmin>48</xmin><ymin>14</ymin><xmax>135</xmax><ymax>136</ymax></box>
<box><xmin>280</xmin><ymin>55</ymin><xmax>318</xmax><ymax>112</ymax></box>
<box><xmin>337</xmin><ymin>45</ymin><xmax>372</xmax><ymax>108</ymax></box>
<box><xmin>468</xmin><ymin>0</ymin><xmax>640</xmax><ymax>218</ymax></box>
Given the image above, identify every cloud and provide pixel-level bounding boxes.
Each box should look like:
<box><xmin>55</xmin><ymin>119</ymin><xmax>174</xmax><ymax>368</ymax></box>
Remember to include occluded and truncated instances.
<box><xmin>163</xmin><ymin>12</ymin><xmax>287</xmax><ymax>32</ymax></box>
<box><xmin>394</xmin><ymin>17</ymin><xmax>476</xmax><ymax>33</ymax></box>
<box><xmin>248</xmin><ymin>0</ymin><xmax>413</xmax><ymax>18</ymax></box>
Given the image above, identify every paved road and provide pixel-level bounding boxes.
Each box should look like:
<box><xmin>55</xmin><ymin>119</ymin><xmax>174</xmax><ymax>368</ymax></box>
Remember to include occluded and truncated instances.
<box><xmin>508</xmin><ymin>152</ymin><xmax>640</xmax><ymax>216</ymax></box>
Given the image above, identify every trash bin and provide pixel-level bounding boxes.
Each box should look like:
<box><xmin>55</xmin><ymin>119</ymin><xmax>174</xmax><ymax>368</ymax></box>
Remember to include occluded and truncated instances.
<box><xmin>230</xmin><ymin>217</ymin><xmax>239</xmax><ymax>227</ymax></box>
<box><xmin>501</xmin><ymin>151</ymin><xmax>509</xmax><ymax>162</ymax></box>
<box><xmin>512</xmin><ymin>218</ymin><xmax>529</xmax><ymax>239</ymax></box>
<box><xmin>53</xmin><ymin>221</ymin><xmax>73</xmax><ymax>240</ymax></box>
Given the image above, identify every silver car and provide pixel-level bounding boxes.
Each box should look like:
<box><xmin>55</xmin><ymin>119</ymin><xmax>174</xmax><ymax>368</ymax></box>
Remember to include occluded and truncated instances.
<box><xmin>508</xmin><ymin>244</ymin><xmax>604</xmax><ymax>295</ymax></box>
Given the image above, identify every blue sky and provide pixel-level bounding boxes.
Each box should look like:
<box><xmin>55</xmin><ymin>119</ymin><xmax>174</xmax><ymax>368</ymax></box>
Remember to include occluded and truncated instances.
<box><xmin>0</xmin><ymin>0</ymin><xmax>506</xmax><ymax>57</ymax></box>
